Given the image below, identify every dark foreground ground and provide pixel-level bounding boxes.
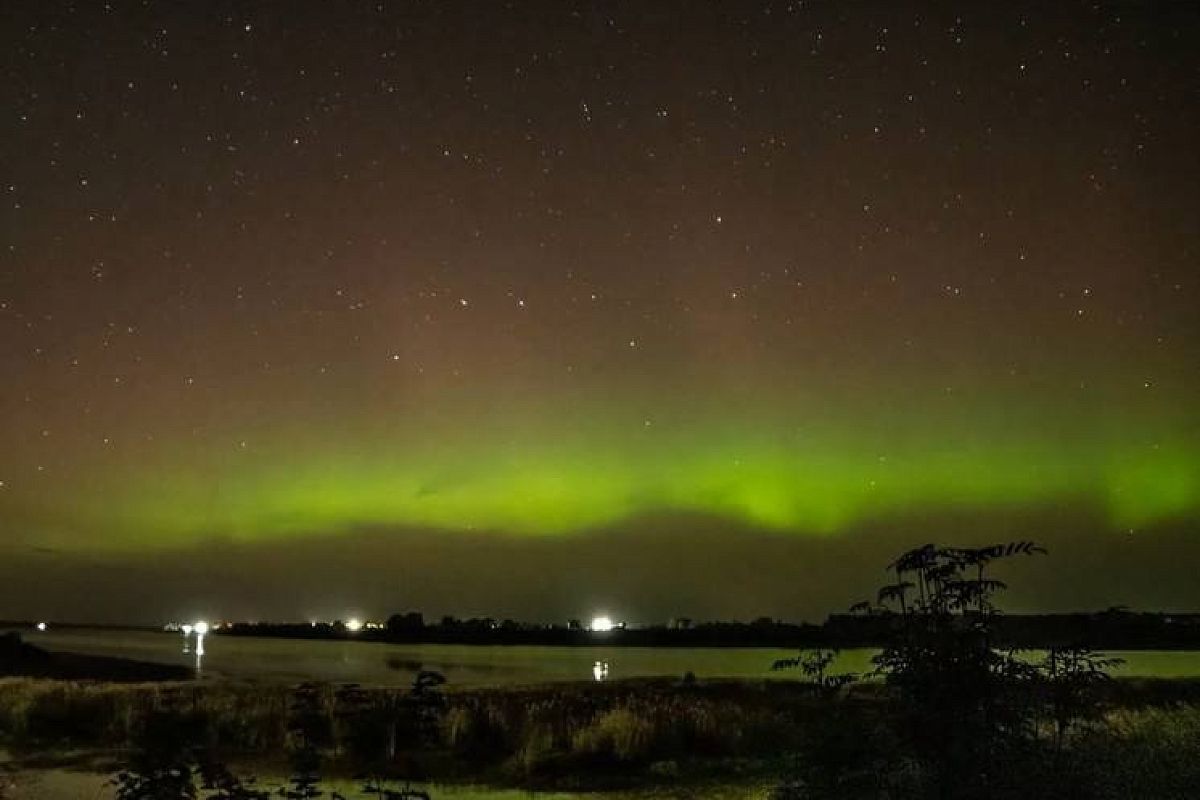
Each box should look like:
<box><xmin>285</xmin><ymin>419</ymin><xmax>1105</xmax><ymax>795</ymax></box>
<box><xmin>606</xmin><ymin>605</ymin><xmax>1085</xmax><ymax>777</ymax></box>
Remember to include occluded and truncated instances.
<box><xmin>1</xmin><ymin>672</ymin><xmax>1199</xmax><ymax>799</ymax></box>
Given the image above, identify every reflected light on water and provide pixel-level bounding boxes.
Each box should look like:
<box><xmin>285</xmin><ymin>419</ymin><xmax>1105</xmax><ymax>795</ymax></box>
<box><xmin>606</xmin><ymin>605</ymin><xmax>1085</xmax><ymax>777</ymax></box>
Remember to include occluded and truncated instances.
<box><xmin>592</xmin><ymin>660</ymin><xmax>609</xmax><ymax>682</ymax></box>
<box><xmin>180</xmin><ymin>622</ymin><xmax>209</xmax><ymax>662</ymax></box>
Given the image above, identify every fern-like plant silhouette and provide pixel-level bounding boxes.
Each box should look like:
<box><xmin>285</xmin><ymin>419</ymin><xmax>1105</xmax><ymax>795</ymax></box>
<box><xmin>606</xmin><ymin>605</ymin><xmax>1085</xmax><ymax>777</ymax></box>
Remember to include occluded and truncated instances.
<box><xmin>853</xmin><ymin>541</ymin><xmax>1047</xmax><ymax>798</ymax></box>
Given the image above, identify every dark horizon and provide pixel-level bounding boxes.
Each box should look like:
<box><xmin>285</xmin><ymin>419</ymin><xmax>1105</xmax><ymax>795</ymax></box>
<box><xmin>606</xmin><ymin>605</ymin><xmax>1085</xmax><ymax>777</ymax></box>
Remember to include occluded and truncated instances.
<box><xmin>5</xmin><ymin>509</ymin><xmax>1199</xmax><ymax>626</ymax></box>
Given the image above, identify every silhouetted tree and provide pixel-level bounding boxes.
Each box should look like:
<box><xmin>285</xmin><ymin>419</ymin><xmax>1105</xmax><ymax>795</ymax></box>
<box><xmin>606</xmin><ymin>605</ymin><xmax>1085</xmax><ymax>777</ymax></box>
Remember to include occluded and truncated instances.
<box><xmin>1036</xmin><ymin>645</ymin><xmax>1123</xmax><ymax>753</ymax></box>
<box><xmin>854</xmin><ymin>542</ymin><xmax>1047</xmax><ymax>799</ymax></box>
<box><xmin>386</xmin><ymin>613</ymin><xmax>425</xmax><ymax>637</ymax></box>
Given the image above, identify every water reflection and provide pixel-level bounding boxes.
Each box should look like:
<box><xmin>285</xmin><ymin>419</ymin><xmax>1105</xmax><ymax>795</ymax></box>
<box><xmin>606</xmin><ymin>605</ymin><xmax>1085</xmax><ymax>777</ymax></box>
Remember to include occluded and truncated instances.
<box><xmin>180</xmin><ymin>626</ymin><xmax>205</xmax><ymax>672</ymax></box>
<box><xmin>592</xmin><ymin>660</ymin><xmax>609</xmax><ymax>682</ymax></box>
<box><xmin>21</xmin><ymin>630</ymin><xmax>1200</xmax><ymax>685</ymax></box>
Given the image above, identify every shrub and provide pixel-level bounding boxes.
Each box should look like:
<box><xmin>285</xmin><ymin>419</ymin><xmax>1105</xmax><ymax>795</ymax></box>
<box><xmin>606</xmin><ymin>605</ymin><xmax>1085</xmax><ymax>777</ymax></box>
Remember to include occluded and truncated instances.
<box><xmin>851</xmin><ymin>542</ymin><xmax>1050</xmax><ymax>797</ymax></box>
<box><xmin>570</xmin><ymin>707</ymin><xmax>656</xmax><ymax>763</ymax></box>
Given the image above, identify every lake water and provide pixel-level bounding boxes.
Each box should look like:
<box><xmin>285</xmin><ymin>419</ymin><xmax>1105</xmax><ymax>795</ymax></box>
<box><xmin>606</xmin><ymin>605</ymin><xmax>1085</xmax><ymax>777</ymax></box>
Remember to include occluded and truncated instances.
<box><xmin>15</xmin><ymin>626</ymin><xmax>1200</xmax><ymax>686</ymax></box>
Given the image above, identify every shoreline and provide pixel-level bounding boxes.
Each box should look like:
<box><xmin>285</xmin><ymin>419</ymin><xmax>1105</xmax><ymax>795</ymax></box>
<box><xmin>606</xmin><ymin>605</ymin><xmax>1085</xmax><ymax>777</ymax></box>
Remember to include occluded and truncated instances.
<box><xmin>0</xmin><ymin>632</ymin><xmax>191</xmax><ymax>683</ymax></box>
<box><xmin>14</xmin><ymin>611</ymin><xmax>1200</xmax><ymax>651</ymax></box>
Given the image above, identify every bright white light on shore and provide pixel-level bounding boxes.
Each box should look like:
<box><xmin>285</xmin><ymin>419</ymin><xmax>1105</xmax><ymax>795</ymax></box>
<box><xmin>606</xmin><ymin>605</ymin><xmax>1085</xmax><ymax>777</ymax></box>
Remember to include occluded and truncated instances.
<box><xmin>193</xmin><ymin>621</ymin><xmax>210</xmax><ymax>636</ymax></box>
<box><xmin>181</xmin><ymin>624</ymin><xmax>193</xmax><ymax>636</ymax></box>
<box><xmin>589</xmin><ymin>616</ymin><xmax>614</xmax><ymax>632</ymax></box>
<box><xmin>345</xmin><ymin>618</ymin><xmax>363</xmax><ymax>632</ymax></box>
<box><xmin>36</xmin><ymin>622</ymin><xmax>46</xmax><ymax>632</ymax></box>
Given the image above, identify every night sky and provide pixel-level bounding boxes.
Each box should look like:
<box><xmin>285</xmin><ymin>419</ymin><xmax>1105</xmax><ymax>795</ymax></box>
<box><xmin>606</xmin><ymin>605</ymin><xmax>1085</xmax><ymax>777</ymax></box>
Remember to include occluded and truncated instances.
<box><xmin>1</xmin><ymin>2</ymin><xmax>1197</xmax><ymax>624</ymax></box>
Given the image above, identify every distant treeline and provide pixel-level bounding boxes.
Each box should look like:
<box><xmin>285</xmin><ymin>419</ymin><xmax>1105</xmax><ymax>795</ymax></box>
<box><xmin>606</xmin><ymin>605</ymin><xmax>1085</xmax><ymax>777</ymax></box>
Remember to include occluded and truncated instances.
<box><xmin>218</xmin><ymin>609</ymin><xmax>1200</xmax><ymax>649</ymax></box>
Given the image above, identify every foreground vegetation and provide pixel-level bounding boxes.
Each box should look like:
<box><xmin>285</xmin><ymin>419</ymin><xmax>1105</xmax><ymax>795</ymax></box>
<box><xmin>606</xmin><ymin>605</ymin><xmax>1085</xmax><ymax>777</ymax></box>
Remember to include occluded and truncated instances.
<box><xmin>1</xmin><ymin>674</ymin><xmax>1200</xmax><ymax>798</ymax></box>
<box><xmin>0</xmin><ymin>676</ymin><xmax>817</xmax><ymax>786</ymax></box>
<box><xmin>4</xmin><ymin>542</ymin><xmax>1200</xmax><ymax>798</ymax></box>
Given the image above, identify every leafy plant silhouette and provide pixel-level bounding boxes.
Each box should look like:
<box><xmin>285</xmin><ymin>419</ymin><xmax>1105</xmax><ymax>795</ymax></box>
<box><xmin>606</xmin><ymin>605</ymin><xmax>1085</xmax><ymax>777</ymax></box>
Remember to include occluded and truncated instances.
<box><xmin>281</xmin><ymin>682</ymin><xmax>331</xmax><ymax>800</ymax></box>
<box><xmin>110</xmin><ymin>710</ymin><xmax>200</xmax><ymax>800</ymax></box>
<box><xmin>332</xmin><ymin>671</ymin><xmax>445</xmax><ymax>800</ymax></box>
<box><xmin>196</xmin><ymin>760</ymin><xmax>269</xmax><ymax>800</ymax></box>
<box><xmin>406</xmin><ymin>670</ymin><xmax>448</xmax><ymax>749</ymax></box>
<box><xmin>1036</xmin><ymin>645</ymin><xmax>1123</xmax><ymax>754</ymax></box>
<box><xmin>770</xmin><ymin>648</ymin><xmax>886</xmax><ymax>799</ymax></box>
<box><xmin>111</xmin><ymin>709</ymin><xmax>264</xmax><ymax>800</ymax></box>
<box><xmin>770</xmin><ymin>648</ymin><xmax>856</xmax><ymax>696</ymax></box>
<box><xmin>852</xmin><ymin>541</ymin><xmax>1048</xmax><ymax>799</ymax></box>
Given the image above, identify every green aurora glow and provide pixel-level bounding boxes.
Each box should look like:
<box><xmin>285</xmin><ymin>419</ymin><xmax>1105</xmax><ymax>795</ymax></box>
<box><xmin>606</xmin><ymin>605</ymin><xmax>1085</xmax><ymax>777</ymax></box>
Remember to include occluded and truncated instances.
<box><xmin>25</xmin><ymin>388</ymin><xmax>1197</xmax><ymax>552</ymax></box>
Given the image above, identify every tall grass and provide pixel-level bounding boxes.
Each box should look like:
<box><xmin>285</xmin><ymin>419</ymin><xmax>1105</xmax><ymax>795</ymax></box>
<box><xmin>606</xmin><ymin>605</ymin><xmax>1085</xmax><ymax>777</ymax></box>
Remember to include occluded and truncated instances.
<box><xmin>1074</xmin><ymin>704</ymin><xmax>1200</xmax><ymax>800</ymax></box>
<box><xmin>3</xmin><ymin>676</ymin><xmax>1198</xmax><ymax>796</ymax></box>
<box><xmin>0</xmin><ymin>678</ymin><xmax>294</xmax><ymax>752</ymax></box>
<box><xmin>0</xmin><ymin>678</ymin><xmax>809</xmax><ymax>768</ymax></box>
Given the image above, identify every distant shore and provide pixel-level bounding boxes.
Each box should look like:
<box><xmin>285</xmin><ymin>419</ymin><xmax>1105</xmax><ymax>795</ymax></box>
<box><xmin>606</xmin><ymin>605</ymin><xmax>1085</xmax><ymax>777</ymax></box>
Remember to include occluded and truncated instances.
<box><xmin>210</xmin><ymin>610</ymin><xmax>1200</xmax><ymax>650</ymax></box>
<box><xmin>9</xmin><ymin>610</ymin><xmax>1200</xmax><ymax>651</ymax></box>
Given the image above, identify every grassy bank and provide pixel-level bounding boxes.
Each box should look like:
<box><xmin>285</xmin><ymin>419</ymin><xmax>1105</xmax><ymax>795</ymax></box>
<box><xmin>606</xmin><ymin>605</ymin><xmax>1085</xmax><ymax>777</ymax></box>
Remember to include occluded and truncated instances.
<box><xmin>2</xmin><ymin>676</ymin><xmax>1200</xmax><ymax>797</ymax></box>
<box><xmin>0</xmin><ymin>677</ymin><xmax>816</xmax><ymax>789</ymax></box>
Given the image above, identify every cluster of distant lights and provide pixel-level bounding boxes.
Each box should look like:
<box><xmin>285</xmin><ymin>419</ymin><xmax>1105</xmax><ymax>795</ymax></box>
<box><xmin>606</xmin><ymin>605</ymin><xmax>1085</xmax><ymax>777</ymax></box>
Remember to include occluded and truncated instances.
<box><xmin>162</xmin><ymin>619</ymin><xmax>220</xmax><ymax>636</ymax></box>
<box><xmin>156</xmin><ymin>616</ymin><xmax>622</xmax><ymax>633</ymax></box>
<box><xmin>341</xmin><ymin>616</ymin><xmax>622</xmax><ymax>632</ymax></box>
<box><xmin>164</xmin><ymin>618</ymin><xmax>386</xmax><ymax>632</ymax></box>
<box><xmin>312</xmin><ymin>618</ymin><xmax>385</xmax><ymax>631</ymax></box>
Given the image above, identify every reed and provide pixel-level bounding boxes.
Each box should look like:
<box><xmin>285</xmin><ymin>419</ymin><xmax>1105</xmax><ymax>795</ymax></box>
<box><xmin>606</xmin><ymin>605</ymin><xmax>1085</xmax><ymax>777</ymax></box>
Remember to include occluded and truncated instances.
<box><xmin>2</xmin><ymin>675</ymin><xmax>1198</xmax><ymax>796</ymax></box>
